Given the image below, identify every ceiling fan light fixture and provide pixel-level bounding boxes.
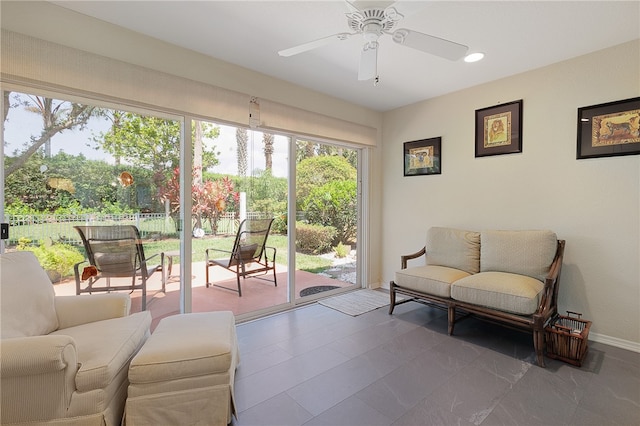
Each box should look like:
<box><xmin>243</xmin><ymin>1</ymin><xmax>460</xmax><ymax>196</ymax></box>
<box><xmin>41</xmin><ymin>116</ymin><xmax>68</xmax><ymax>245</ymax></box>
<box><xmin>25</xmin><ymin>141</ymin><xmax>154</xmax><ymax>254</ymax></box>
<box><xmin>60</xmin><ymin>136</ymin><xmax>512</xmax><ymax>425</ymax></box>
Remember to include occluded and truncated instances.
<box><xmin>362</xmin><ymin>22</ymin><xmax>382</xmax><ymax>41</ymax></box>
<box><xmin>464</xmin><ymin>52</ymin><xmax>485</xmax><ymax>63</ymax></box>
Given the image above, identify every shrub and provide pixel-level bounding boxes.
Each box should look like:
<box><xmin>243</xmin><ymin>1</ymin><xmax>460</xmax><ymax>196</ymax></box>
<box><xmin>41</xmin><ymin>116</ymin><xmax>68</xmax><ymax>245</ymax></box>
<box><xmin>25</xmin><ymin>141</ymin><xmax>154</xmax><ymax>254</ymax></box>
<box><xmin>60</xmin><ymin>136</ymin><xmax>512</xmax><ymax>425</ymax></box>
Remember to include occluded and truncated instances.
<box><xmin>17</xmin><ymin>238</ymin><xmax>85</xmax><ymax>282</ymax></box>
<box><xmin>296</xmin><ymin>222</ymin><xmax>336</xmax><ymax>254</ymax></box>
<box><xmin>334</xmin><ymin>242</ymin><xmax>349</xmax><ymax>258</ymax></box>
<box><xmin>5</xmin><ymin>200</ymin><xmax>39</xmax><ymax>216</ymax></box>
<box><xmin>296</xmin><ymin>156</ymin><xmax>356</xmax><ymax>209</ymax></box>
<box><xmin>271</xmin><ymin>211</ymin><xmax>288</xmax><ymax>235</ymax></box>
<box><xmin>302</xmin><ymin>180</ymin><xmax>357</xmax><ymax>245</ymax></box>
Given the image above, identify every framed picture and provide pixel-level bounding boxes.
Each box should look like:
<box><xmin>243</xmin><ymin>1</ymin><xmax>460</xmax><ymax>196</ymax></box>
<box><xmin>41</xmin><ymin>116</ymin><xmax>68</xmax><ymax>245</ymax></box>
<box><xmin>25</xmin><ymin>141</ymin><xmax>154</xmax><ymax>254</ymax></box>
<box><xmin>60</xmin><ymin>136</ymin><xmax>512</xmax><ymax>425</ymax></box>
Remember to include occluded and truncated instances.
<box><xmin>577</xmin><ymin>97</ymin><xmax>640</xmax><ymax>159</ymax></box>
<box><xmin>404</xmin><ymin>137</ymin><xmax>441</xmax><ymax>176</ymax></box>
<box><xmin>475</xmin><ymin>99</ymin><xmax>523</xmax><ymax>157</ymax></box>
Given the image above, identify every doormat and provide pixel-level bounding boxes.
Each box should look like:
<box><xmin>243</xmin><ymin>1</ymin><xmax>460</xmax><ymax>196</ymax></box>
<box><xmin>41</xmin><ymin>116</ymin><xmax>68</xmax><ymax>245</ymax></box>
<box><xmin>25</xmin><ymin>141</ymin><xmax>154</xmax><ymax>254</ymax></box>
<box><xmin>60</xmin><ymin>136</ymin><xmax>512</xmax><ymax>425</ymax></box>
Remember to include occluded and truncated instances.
<box><xmin>318</xmin><ymin>289</ymin><xmax>404</xmax><ymax>316</ymax></box>
<box><xmin>299</xmin><ymin>285</ymin><xmax>340</xmax><ymax>297</ymax></box>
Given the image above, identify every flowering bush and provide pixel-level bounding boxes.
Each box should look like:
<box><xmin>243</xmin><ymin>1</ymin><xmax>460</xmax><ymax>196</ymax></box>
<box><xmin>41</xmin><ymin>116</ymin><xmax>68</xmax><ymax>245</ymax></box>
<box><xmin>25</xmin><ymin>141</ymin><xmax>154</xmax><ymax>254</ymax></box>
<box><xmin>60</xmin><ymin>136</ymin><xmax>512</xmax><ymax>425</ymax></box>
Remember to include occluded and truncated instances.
<box><xmin>160</xmin><ymin>167</ymin><xmax>239</xmax><ymax>234</ymax></box>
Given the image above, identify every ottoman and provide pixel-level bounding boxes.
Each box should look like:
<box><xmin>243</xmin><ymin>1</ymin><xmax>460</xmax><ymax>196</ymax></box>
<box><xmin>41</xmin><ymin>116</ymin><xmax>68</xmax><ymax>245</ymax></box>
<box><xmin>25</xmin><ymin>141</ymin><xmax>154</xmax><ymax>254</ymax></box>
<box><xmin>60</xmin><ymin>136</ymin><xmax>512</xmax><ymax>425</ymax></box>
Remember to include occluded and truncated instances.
<box><xmin>124</xmin><ymin>312</ymin><xmax>239</xmax><ymax>425</ymax></box>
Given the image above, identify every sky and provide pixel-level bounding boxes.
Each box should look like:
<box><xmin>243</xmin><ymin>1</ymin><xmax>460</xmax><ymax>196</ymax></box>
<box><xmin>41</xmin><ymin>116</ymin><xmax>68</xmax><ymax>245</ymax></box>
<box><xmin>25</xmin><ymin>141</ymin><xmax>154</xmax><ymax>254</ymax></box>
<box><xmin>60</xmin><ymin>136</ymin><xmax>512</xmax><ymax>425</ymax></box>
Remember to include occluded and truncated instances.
<box><xmin>2</xmin><ymin>92</ymin><xmax>289</xmax><ymax>178</ymax></box>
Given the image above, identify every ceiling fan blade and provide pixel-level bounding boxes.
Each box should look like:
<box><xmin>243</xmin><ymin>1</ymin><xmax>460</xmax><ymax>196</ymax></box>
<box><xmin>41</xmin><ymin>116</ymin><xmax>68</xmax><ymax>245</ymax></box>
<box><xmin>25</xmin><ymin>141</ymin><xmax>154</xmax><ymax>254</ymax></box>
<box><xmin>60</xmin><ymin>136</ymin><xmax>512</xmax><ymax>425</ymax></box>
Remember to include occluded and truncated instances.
<box><xmin>392</xmin><ymin>28</ymin><xmax>468</xmax><ymax>61</ymax></box>
<box><xmin>278</xmin><ymin>33</ymin><xmax>352</xmax><ymax>57</ymax></box>
<box><xmin>344</xmin><ymin>0</ymin><xmax>361</xmax><ymax>13</ymax></box>
<box><xmin>358</xmin><ymin>43</ymin><xmax>378</xmax><ymax>81</ymax></box>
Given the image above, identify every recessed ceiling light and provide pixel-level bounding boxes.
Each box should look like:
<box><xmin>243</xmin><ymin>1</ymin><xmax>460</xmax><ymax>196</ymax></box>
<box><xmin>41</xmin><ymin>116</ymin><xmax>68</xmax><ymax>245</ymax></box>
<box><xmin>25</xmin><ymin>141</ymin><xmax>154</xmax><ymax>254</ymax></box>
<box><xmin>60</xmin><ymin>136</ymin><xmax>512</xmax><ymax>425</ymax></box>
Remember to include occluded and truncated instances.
<box><xmin>464</xmin><ymin>52</ymin><xmax>485</xmax><ymax>63</ymax></box>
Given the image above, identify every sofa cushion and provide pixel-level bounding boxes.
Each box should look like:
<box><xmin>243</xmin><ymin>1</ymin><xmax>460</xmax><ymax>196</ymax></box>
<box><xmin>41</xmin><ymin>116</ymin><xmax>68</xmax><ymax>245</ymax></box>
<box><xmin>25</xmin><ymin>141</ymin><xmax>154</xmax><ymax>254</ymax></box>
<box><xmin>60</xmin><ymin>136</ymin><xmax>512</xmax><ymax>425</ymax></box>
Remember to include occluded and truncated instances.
<box><xmin>0</xmin><ymin>251</ymin><xmax>59</xmax><ymax>338</ymax></box>
<box><xmin>395</xmin><ymin>265</ymin><xmax>471</xmax><ymax>298</ymax></box>
<box><xmin>50</xmin><ymin>310</ymin><xmax>151</xmax><ymax>392</ymax></box>
<box><xmin>451</xmin><ymin>271</ymin><xmax>544</xmax><ymax>315</ymax></box>
<box><xmin>480</xmin><ymin>230</ymin><xmax>558</xmax><ymax>281</ymax></box>
<box><xmin>426</xmin><ymin>227</ymin><xmax>480</xmax><ymax>274</ymax></box>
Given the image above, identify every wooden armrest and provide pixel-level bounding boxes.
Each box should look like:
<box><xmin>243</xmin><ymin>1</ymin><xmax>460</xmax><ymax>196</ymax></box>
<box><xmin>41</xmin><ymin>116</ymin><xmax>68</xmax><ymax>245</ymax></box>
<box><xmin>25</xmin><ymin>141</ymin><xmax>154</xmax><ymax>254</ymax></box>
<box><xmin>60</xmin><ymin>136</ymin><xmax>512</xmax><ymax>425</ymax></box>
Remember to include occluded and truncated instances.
<box><xmin>538</xmin><ymin>239</ymin><xmax>566</xmax><ymax>315</ymax></box>
<box><xmin>400</xmin><ymin>246</ymin><xmax>426</xmax><ymax>269</ymax></box>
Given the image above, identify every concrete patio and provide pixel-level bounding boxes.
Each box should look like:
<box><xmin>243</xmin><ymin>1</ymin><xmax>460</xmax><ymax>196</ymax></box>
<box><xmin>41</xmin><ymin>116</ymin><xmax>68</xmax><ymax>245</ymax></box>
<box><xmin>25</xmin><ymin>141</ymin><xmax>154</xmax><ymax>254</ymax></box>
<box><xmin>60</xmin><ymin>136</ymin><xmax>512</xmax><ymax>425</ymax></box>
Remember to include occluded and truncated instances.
<box><xmin>52</xmin><ymin>261</ymin><xmax>355</xmax><ymax>330</ymax></box>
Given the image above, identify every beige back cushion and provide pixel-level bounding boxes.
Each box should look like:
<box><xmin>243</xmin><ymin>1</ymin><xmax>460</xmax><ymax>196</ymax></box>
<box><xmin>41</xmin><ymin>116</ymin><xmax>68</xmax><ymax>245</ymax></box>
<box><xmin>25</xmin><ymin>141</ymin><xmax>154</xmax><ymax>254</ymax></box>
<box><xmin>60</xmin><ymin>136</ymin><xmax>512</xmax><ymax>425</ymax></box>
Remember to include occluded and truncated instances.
<box><xmin>426</xmin><ymin>227</ymin><xmax>481</xmax><ymax>274</ymax></box>
<box><xmin>0</xmin><ymin>251</ymin><xmax>59</xmax><ymax>338</ymax></box>
<box><xmin>480</xmin><ymin>230</ymin><xmax>558</xmax><ymax>281</ymax></box>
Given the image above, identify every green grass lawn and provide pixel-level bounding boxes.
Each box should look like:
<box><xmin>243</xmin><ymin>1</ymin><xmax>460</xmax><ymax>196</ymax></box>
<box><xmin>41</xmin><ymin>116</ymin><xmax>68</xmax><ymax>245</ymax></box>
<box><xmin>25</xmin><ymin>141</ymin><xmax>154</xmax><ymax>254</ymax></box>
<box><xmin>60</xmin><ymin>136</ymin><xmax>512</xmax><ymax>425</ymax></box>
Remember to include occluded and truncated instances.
<box><xmin>142</xmin><ymin>234</ymin><xmax>331</xmax><ymax>272</ymax></box>
<box><xmin>10</xmin><ymin>221</ymin><xmax>333</xmax><ymax>279</ymax></box>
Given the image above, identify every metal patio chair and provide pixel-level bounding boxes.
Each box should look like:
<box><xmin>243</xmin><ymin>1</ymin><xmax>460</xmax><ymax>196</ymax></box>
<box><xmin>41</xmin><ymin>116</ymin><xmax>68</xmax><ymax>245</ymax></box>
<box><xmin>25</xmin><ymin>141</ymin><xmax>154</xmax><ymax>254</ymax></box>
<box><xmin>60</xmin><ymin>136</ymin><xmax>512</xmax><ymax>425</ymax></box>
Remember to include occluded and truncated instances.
<box><xmin>73</xmin><ymin>225</ymin><xmax>165</xmax><ymax>311</ymax></box>
<box><xmin>205</xmin><ymin>218</ymin><xmax>277</xmax><ymax>296</ymax></box>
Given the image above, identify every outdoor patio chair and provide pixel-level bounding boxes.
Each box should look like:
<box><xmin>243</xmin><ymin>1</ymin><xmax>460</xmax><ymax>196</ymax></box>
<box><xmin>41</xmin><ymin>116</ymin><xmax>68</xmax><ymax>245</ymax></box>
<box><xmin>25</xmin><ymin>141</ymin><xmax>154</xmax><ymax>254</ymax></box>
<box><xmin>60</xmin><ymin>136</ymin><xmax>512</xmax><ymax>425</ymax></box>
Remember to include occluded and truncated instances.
<box><xmin>73</xmin><ymin>225</ymin><xmax>165</xmax><ymax>311</ymax></box>
<box><xmin>205</xmin><ymin>218</ymin><xmax>277</xmax><ymax>296</ymax></box>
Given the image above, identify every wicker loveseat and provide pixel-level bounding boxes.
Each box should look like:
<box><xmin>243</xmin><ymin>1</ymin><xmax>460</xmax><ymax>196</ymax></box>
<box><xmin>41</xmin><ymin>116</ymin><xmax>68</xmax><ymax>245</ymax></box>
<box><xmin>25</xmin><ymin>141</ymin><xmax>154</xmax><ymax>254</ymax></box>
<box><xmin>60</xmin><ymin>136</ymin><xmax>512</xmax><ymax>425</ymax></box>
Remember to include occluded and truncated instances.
<box><xmin>389</xmin><ymin>227</ymin><xmax>565</xmax><ymax>367</ymax></box>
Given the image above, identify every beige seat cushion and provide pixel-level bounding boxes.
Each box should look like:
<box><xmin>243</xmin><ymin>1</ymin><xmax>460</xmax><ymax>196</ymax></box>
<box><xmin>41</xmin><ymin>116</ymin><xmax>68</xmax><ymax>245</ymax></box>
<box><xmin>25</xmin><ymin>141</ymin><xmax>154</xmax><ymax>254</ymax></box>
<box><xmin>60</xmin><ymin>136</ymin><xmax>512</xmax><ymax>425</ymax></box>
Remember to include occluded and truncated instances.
<box><xmin>129</xmin><ymin>311</ymin><xmax>236</xmax><ymax>384</ymax></box>
<box><xmin>451</xmin><ymin>271</ymin><xmax>544</xmax><ymax>315</ymax></box>
<box><xmin>0</xmin><ymin>251</ymin><xmax>59</xmax><ymax>338</ymax></box>
<box><xmin>395</xmin><ymin>265</ymin><xmax>471</xmax><ymax>298</ymax></box>
<box><xmin>50</xmin><ymin>311</ymin><xmax>151</xmax><ymax>392</ymax></box>
<box><xmin>426</xmin><ymin>227</ymin><xmax>481</xmax><ymax>274</ymax></box>
<box><xmin>481</xmin><ymin>230</ymin><xmax>557</xmax><ymax>280</ymax></box>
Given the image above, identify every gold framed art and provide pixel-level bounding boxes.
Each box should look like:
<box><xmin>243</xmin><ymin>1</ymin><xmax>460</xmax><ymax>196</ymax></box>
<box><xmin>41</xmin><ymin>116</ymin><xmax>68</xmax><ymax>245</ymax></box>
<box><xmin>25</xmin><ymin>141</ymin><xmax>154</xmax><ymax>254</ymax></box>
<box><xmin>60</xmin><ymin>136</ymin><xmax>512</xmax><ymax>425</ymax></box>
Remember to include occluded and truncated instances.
<box><xmin>475</xmin><ymin>100</ymin><xmax>523</xmax><ymax>157</ymax></box>
<box><xmin>577</xmin><ymin>97</ymin><xmax>640</xmax><ymax>159</ymax></box>
<box><xmin>403</xmin><ymin>137</ymin><xmax>441</xmax><ymax>176</ymax></box>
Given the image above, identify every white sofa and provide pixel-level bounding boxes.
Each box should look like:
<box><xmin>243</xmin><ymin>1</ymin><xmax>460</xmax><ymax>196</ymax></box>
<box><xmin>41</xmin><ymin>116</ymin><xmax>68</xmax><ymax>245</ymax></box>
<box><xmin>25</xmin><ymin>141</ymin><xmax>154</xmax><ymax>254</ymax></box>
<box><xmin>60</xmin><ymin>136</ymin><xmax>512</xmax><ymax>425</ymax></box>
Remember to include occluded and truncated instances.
<box><xmin>0</xmin><ymin>251</ymin><xmax>151</xmax><ymax>426</ymax></box>
<box><xmin>390</xmin><ymin>227</ymin><xmax>565</xmax><ymax>367</ymax></box>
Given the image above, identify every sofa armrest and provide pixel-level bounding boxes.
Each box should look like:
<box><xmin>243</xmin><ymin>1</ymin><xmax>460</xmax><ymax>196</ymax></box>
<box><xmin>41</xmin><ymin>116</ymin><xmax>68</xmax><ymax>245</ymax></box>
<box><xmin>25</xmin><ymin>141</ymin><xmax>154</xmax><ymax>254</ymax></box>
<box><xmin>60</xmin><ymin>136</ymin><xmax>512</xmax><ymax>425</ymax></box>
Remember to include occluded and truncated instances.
<box><xmin>400</xmin><ymin>246</ymin><xmax>426</xmax><ymax>269</ymax></box>
<box><xmin>0</xmin><ymin>335</ymin><xmax>78</xmax><ymax>377</ymax></box>
<box><xmin>1</xmin><ymin>335</ymin><xmax>79</xmax><ymax>422</ymax></box>
<box><xmin>55</xmin><ymin>293</ymin><xmax>131</xmax><ymax>329</ymax></box>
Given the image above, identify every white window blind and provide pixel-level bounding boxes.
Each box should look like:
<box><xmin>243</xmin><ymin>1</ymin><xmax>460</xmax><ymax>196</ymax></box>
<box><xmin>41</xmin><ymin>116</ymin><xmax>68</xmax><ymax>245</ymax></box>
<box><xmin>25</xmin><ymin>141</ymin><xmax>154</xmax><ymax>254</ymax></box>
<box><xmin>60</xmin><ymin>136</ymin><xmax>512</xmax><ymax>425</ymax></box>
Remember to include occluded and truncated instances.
<box><xmin>1</xmin><ymin>30</ymin><xmax>377</xmax><ymax>146</ymax></box>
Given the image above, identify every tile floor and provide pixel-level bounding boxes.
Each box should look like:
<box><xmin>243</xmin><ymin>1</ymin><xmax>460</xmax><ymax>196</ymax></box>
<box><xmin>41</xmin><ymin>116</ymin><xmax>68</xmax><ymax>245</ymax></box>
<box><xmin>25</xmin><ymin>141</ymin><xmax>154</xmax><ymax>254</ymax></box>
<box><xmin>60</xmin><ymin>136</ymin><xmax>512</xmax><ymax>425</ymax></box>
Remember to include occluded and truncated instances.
<box><xmin>230</xmin><ymin>298</ymin><xmax>640</xmax><ymax>426</ymax></box>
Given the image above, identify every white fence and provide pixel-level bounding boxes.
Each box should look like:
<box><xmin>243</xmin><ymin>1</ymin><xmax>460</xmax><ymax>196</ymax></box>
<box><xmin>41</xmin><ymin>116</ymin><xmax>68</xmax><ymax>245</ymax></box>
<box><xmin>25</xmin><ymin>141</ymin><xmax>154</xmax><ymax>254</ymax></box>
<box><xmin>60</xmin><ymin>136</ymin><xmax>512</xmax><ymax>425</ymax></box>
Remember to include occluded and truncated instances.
<box><xmin>6</xmin><ymin>212</ymin><xmax>268</xmax><ymax>245</ymax></box>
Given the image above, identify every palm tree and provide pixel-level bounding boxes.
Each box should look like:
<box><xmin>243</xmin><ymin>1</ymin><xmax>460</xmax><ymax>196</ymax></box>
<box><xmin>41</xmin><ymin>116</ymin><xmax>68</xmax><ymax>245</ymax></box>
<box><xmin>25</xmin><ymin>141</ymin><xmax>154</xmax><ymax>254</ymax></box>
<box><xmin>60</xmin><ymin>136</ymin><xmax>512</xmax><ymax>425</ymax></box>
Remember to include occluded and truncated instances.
<box><xmin>5</xmin><ymin>95</ymin><xmax>95</xmax><ymax>177</ymax></box>
<box><xmin>263</xmin><ymin>132</ymin><xmax>274</xmax><ymax>172</ymax></box>
<box><xmin>236</xmin><ymin>127</ymin><xmax>248</xmax><ymax>176</ymax></box>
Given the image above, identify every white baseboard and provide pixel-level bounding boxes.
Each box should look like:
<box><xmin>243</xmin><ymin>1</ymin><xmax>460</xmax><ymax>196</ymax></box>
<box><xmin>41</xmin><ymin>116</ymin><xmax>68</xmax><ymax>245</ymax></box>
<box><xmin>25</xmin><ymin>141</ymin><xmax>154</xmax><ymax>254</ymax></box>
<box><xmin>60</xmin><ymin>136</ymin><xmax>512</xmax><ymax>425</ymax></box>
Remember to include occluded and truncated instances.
<box><xmin>589</xmin><ymin>332</ymin><xmax>640</xmax><ymax>353</ymax></box>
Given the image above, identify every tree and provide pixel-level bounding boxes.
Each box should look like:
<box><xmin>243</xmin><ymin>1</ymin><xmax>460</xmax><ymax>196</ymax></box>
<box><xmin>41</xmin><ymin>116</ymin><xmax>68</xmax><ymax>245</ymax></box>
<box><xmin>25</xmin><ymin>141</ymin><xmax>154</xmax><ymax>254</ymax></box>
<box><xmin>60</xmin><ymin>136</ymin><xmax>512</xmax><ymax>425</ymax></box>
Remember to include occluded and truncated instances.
<box><xmin>4</xmin><ymin>93</ymin><xmax>96</xmax><ymax>178</ymax></box>
<box><xmin>296</xmin><ymin>155</ymin><xmax>357</xmax><ymax>209</ymax></box>
<box><xmin>95</xmin><ymin>112</ymin><xmax>220</xmax><ymax>205</ymax></box>
<box><xmin>263</xmin><ymin>132</ymin><xmax>274</xmax><ymax>172</ymax></box>
<box><xmin>3</xmin><ymin>151</ymin><xmax>149</xmax><ymax>213</ymax></box>
<box><xmin>296</xmin><ymin>140</ymin><xmax>317</xmax><ymax>163</ymax></box>
<box><xmin>194</xmin><ymin>120</ymin><xmax>203</xmax><ymax>183</ymax></box>
<box><xmin>236</xmin><ymin>127</ymin><xmax>248</xmax><ymax>176</ymax></box>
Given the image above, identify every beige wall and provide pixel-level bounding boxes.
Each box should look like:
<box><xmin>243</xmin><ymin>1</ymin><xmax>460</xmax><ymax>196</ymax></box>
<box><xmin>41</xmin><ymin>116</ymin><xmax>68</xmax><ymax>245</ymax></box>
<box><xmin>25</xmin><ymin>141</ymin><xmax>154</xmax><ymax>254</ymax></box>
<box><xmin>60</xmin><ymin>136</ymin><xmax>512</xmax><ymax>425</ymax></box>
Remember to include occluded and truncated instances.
<box><xmin>3</xmin><ymin>2</ymin><xmax>638</xmax><ymax>349</ymax></box>
<box><xmin>381</xmin><ymin>40</ymin><xmax>640</xmax><ymax>349</ymax></box>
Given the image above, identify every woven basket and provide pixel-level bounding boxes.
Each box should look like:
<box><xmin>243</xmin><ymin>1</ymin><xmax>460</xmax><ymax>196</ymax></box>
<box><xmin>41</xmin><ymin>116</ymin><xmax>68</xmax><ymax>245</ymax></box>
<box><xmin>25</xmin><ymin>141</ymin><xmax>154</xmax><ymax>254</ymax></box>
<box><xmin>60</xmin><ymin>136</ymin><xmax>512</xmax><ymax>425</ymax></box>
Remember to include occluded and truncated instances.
<box><xmin>545</xmin><ymin>311</ymin><xmax>591</xmax><ymax>367</ymax></box>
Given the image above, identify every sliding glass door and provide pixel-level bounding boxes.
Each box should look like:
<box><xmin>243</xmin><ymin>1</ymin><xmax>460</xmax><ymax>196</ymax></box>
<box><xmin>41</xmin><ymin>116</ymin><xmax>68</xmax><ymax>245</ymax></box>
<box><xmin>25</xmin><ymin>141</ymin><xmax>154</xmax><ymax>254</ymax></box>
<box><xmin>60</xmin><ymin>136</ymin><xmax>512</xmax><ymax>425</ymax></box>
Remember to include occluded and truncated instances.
<box><xmin>2</xmin><ymin>86</ymin><xmax>365</xmax><ymax>323</ymax></box>
<box><xmin>1</xmin><ymin>88</ymin><xmax>182</xmax><ymax>319</ymax></box>
<box><xmin>294</xmin><ymin>139</ymin><xmax>360</xmax><ymax>301</ymax></box>
<box><xmin>189</xmin><ymin>121</ymin><xmax>291</xmax><ymax>317</ymax></box>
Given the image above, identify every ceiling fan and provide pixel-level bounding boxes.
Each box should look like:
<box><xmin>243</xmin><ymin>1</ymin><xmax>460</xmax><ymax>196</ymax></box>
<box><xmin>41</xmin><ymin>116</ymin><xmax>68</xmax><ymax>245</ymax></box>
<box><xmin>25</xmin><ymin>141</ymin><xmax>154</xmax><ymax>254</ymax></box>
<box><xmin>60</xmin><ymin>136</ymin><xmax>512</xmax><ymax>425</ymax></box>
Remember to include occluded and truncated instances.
<box><xmin>277</xmin><ymin>1</ymin><xmax>469</xmax><ymax>82</ymax></box>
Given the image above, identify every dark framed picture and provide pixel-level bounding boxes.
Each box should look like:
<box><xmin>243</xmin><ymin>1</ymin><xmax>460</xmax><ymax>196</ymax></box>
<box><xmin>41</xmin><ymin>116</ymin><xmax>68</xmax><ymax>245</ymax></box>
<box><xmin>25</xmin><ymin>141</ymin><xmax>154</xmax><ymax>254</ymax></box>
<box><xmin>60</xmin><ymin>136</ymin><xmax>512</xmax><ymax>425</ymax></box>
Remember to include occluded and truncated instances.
<box><xmin>404</xmin><ymin>137</ymin><xmax>441</xmax><ymax>176</ymax></box>
<box><xmin>577</xmin><ymin>97</ymin><xmax>640</xmax><ymax>159</ymax></box>
<box><xmin>475</xmin><ymin>99</ymin><xmax>523</xmax><ymax>157</ymax></box>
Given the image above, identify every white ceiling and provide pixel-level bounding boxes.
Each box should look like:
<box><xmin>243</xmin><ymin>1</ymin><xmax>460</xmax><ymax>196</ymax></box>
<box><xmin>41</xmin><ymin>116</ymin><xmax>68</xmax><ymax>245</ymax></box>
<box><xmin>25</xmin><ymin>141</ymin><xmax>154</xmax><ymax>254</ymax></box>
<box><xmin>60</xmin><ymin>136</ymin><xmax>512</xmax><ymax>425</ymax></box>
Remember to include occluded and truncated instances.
<box><xmin>51</xmin><ymin>1</ymin><xmax>640</xmax><ymax>112</ymax></box>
